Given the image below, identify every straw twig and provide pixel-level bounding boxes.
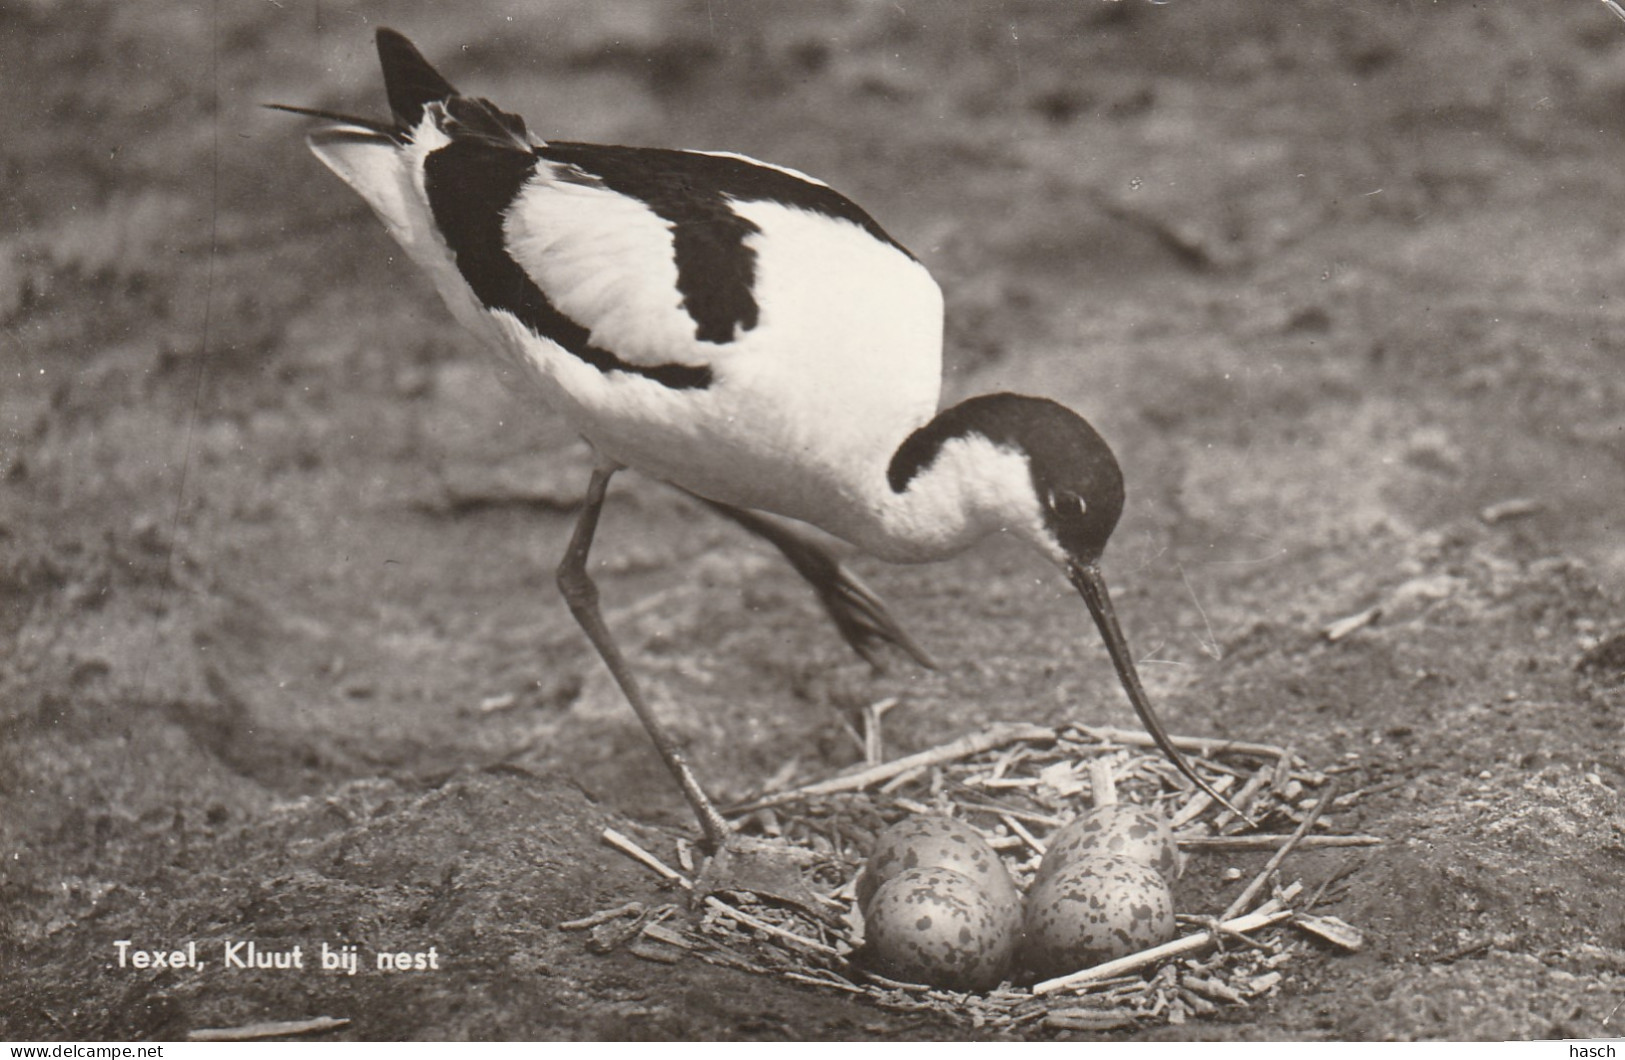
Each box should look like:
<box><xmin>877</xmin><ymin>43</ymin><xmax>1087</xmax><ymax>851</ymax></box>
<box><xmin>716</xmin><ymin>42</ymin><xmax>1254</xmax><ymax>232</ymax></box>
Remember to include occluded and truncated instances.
<box><xmin>1089</xmin><ymin>757</ymin><xmax>1118</xmax><ymax>807</ymax></box>
<box><xmin>1176</xmin><ymin>833</ymin><xmax>1381</xmax><ymax>851</ymax></box>
<box><xmin>1322</xmin><ymin>606</ymin><xmax>1381</xmax><ymax>642</ymax></box>
<box><xmin>999</xmin><ymin>813</ymin><xmax>1046</xmax><ymax>857</ymax></box>
<box><xmin>188</xmin><ymin>1017</ymin><xmax>349</xmax><ymax>1042</ymax></box>
<box><xmin>735</xmin><ymin>722</ymin><xmax>1057</xmax><ymax>810</ymax></box>
<box><xmin>783</xmin><ymin>970</ymin><xmax>868</xmax><ymax>994</ymax></box>
<box><xmin>703</xmin><ymin>896</ymin><xmax>843</xmax><ymax>957</ymax></box>
<box><xmin>1220</xmin><ymin>779</ymin><xmax>1339</xmax><ymax>922</ymax></box>
<box><xmin>602</xmin><ymin>827</ymin><xmax>694</xmax><ymax>890</ymax></box>
<box><xmin>558</xmin><ymin>901</ymin><xmax>645</xmax><ymax>931</ymax></box>
<box><xmin>1214</xmin><ymin>763</ymin><xmax>1273</xmax><ymax>828</ymax></box>
<box><xmin>1032</xmin><ymin>908</ymin><xmax>1295</xmax><ymax>994</ymax></box>
<box><xmin>1169</xmin><ymin>773</ymin><xmax>1236</xmax><ymax>829</ymax></box>
<box><xmin>1071</xmin><ymin>726</ymin><xmax>1291</xmax><ymax>761</ymax></box>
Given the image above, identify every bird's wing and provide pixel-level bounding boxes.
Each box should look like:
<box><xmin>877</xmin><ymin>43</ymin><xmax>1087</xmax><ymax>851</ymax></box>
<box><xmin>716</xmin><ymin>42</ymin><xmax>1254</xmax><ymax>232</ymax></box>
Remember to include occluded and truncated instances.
<box><xmin>285</xmin><ymin>27</ymin><xmax>923</xmax><ymax>393</ymax></box>
<box><xmin>422</xmin><ymin>126</ymin><xmax>922</xmax><ymax>389</ymax></box>
<box><xmin>496</xmin><ymin>140</ymin><xmax>921</xmax><ymax>381</ymax></box>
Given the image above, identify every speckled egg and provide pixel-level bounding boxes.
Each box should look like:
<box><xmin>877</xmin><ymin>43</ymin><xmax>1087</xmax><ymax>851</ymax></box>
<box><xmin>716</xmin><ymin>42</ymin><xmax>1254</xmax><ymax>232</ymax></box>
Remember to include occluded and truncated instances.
<box><xmin>863</xmin><ymin>866</ymin><xmax>1022</xmax><ymax>991</ymax></box>
<box><xmin>856</xmin><ymin>815</ymin><xmax>1019</xmax><ymax>914</ymax></box>
<box><xmin>1034</xmin><ymin>803</ymin><xmax>1181</xmax><ymax>884</ymax></box>
<box><xmin>1022</xmin><ymin>854</ymin><xmax>1176</xmax><ymax>980</ymax></box>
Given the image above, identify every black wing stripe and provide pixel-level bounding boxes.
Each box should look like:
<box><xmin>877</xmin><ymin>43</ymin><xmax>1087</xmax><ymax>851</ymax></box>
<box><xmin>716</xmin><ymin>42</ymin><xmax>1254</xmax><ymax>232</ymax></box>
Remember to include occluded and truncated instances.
<box><xmin>423</xmin><ymin>139</ymin><xmax>713</xmax><ymax>391</ymax></box>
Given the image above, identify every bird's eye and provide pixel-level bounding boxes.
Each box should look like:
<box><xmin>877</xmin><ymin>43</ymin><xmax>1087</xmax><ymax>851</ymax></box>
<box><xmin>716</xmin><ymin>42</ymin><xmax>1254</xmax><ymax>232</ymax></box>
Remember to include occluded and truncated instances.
<box><xmin>1049</xmin><ymin>490</ymin><xmax>1086</xmax><ymax>519</ymax></box>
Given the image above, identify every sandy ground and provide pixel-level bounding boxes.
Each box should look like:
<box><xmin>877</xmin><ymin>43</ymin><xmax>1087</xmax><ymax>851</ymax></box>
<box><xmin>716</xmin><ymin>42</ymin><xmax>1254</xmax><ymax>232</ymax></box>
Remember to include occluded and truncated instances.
<box><xmin>2</xmin><ymin>0</ymin><xmax>1624</xmax><ymax>1041</ymax></box>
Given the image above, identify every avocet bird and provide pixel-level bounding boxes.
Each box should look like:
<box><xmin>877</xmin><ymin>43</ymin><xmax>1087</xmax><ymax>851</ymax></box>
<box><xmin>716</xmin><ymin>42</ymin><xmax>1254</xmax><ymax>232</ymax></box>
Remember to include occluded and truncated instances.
<box><xmin>276</xmin><ymin>29</ymin><xmax>1246</xmax><ymax>861</ymax></box>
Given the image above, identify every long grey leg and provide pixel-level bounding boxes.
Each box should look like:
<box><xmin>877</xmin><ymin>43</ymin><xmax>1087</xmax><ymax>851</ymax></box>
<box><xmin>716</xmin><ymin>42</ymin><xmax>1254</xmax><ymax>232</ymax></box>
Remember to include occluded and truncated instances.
<box><xmin>557</xmin><ymin>466</ymin><xmax>732</xmax><ymax>851</ymax></box>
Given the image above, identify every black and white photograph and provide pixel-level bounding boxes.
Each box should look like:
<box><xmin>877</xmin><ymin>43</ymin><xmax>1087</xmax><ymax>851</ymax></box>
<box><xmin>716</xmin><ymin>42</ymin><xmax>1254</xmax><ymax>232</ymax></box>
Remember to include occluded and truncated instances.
<box><xmin>2</xmin><ymin>0</ymin><xmax>1624</xmax><ymax>1043</ymax></box>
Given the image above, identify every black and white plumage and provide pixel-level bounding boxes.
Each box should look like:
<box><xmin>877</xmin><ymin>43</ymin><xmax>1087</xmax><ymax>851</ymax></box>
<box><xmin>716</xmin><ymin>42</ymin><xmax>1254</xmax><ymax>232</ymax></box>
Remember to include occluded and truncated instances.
<box><xmin>277</xmin><ymin>28</ymin><xmax>1246</xmax><ymax>853</ymax></box>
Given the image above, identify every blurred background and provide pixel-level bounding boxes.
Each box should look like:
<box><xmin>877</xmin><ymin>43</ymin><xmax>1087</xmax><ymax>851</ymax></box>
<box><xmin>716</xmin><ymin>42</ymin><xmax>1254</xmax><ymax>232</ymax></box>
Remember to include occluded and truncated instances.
<box><xmin>3</xmin><ymin>0</ymin><xmax>1624</xmax><ymax>1040</ymax></box>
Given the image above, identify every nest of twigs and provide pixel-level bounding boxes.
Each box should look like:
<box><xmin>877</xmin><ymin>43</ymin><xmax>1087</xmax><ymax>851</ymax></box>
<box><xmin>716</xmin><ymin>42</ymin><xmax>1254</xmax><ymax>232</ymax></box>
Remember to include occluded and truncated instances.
<box><xmin>570</xmin><ymin>721</ymin><xmax>1376</xmax><ymax>1033</ymax></box>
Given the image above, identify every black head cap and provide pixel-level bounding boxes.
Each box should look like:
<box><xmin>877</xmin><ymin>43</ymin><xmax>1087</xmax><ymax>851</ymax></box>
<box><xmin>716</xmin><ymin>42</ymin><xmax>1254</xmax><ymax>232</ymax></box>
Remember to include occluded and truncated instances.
<box><xmin>889</xmin><ymin>393</ymin><xmax>1125</xmax><ymax>564</ymax></box>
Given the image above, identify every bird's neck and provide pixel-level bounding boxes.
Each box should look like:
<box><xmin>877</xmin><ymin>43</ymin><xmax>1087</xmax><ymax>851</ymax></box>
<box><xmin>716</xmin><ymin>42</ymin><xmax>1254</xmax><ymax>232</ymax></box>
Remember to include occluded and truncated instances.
<box><xmin>838</xmin><ymin>430</ymin><xmax>1055</xmax><ymax>566</ymax></box>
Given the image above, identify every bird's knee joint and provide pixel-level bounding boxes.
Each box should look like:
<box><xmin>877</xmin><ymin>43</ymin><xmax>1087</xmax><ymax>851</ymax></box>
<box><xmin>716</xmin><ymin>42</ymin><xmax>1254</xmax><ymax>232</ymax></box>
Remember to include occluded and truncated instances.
<box><xmin>556</xmin><ymin>562</ymin><xmax>599</xmax><ymax>610</ymax></box>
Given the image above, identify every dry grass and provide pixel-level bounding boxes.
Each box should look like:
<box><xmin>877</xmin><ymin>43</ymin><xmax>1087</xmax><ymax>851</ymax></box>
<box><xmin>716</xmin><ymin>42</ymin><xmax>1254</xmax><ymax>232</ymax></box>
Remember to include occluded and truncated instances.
<box><xmin>591</xmin><ymin>722</ymin><xmax>1374</xmax><ymax>1031</ymax></box>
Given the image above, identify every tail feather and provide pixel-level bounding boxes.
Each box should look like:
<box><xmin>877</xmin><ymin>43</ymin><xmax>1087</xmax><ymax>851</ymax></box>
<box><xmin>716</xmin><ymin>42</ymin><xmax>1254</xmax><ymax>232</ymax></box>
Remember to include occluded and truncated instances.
<box><xmin>270</xmin><ymin>27</ymin><xmax>536</xmax><ymax>244</ymax></box>
<box><xmin>373</xmin><ymin>28</ymin><xmax>532</xmax><ymax>150</ymax></box>
<box><xmin>442</xmin><ymin>95</ymin><xmax>532</xmax><ymax>150</ymax></box>
<box><xmin>376</xmin><ymin>27</ymin><xmax>459</xmax><ymax>128</ymax></box>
